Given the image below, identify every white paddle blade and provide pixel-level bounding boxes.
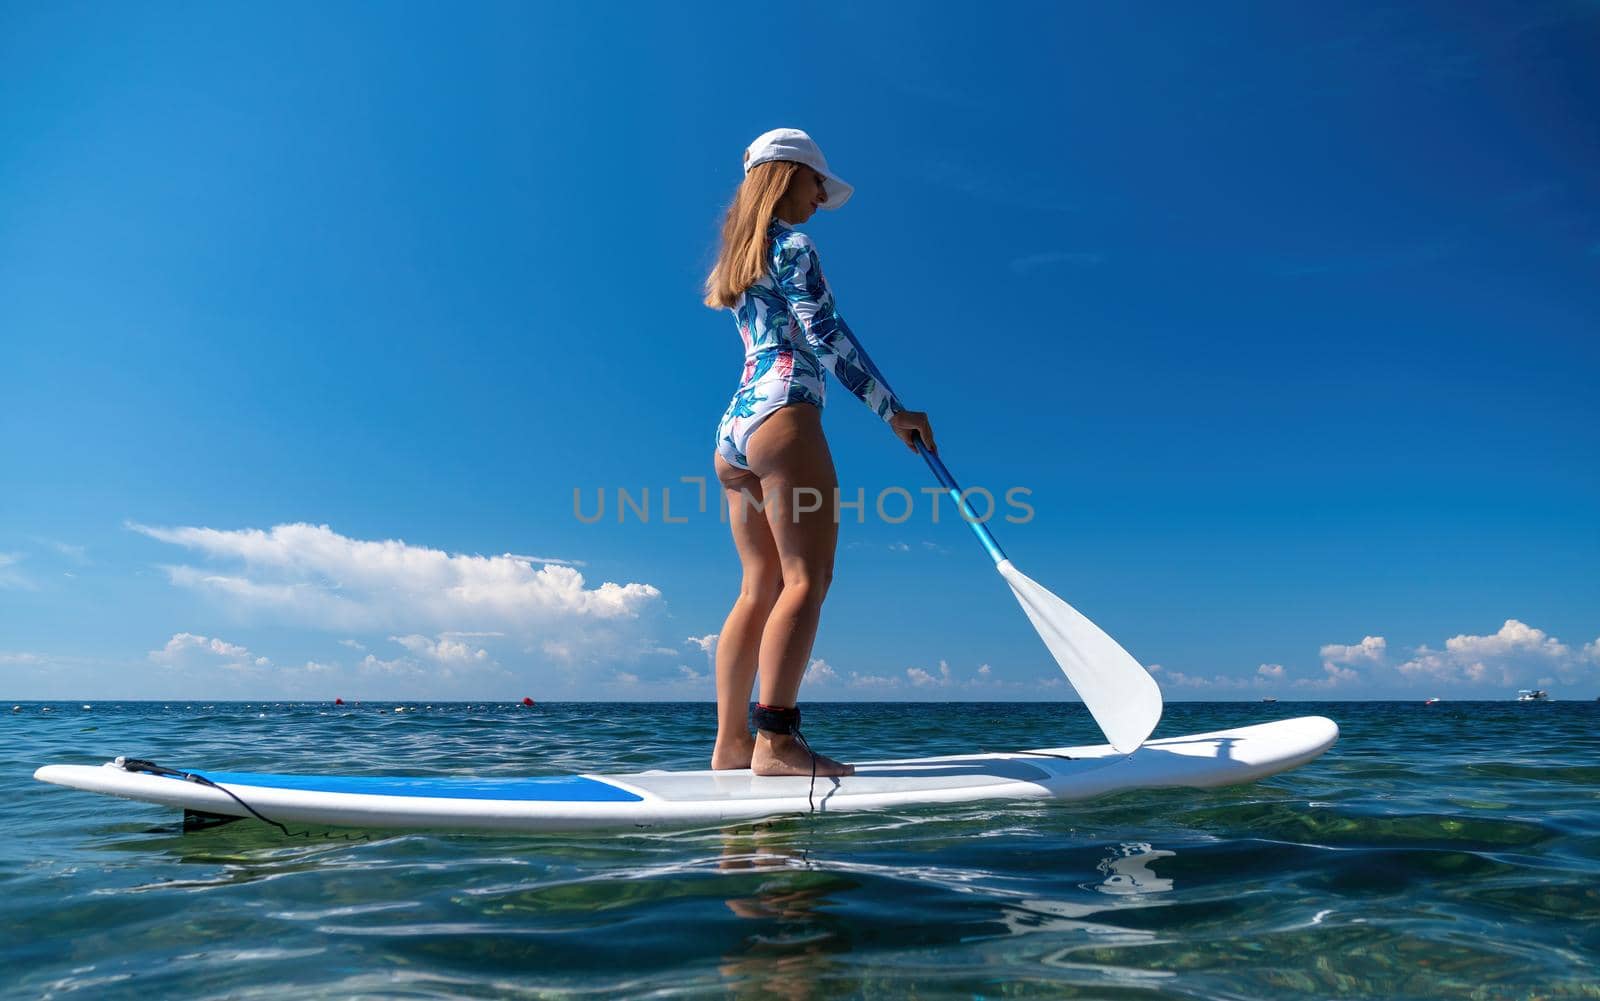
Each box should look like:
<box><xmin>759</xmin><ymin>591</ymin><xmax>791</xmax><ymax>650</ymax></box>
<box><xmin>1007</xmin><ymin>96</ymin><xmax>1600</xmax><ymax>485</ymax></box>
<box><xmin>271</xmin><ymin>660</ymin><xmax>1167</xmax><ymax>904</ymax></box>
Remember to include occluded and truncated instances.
<box><xmin>996</xmin><ymin>559</ymin><xmax>1162</xmax><ymax>753</ymax></box>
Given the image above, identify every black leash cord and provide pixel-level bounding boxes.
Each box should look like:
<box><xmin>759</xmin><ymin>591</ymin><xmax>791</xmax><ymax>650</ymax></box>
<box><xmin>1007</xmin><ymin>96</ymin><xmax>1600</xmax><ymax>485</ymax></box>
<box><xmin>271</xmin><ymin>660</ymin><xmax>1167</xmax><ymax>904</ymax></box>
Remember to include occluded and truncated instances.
<box><xmin>792</xmin><ymin>727</ymin><xmax>819</xmax><ymax>813</ymax></box>
<box><xmin>117</xmin><ymin>757</ymin><xmax>368</xmax><ymax>842</ymax></box>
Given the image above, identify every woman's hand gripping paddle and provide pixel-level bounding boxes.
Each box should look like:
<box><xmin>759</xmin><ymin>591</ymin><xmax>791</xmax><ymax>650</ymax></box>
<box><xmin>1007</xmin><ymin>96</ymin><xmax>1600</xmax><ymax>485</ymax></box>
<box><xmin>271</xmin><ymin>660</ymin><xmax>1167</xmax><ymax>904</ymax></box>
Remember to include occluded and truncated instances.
<box><xmin>913</xmin><ymin>436</ymin><xmax>1162</xmax><ymax>753</ymax></box>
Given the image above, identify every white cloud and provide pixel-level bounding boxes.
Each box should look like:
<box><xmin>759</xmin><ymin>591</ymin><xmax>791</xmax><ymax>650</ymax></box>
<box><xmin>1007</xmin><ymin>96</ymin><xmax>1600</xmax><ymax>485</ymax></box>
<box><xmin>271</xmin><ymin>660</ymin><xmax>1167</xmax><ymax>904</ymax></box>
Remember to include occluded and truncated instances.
<box><xmin>907</xmin><ymin>660</ymin><xmax>954</xmax><ymax>687</ymax></box>
<box><xmin>144</xmin><ymin>630</ymin><xmax>512</xmax><ymax>695</ymax></box>
<box><xmin>686</xmin><ymin>633</ymin><xmax>718</xmax><ymax>656</ymax></box>
<box><xmin>683</xmin><ymin>634</ymin><xmax>720</xmax><ymax>681</ymax></box>
<box><xmin>338</xmin><ymin>639</ymin><xmax>366</xmax><ymax>651</ymax></box>
<box><xmin>1396</xmin><ymin>619</ymin><xmax>1579</xmax><ymax>686</ymax></box>
<box><xmin>37</xmin><ymin>540</ymin><xmax>89</xmax><ymax>564</ymax></box>
<box><xmin>0</xmin><ymin>652</ymin><xmax>45</xmax><ymax>666</ymax></box>
<box><xmin>1157</xmin><ymin>669</ymin><xmax>1259</xmax><ymax>690</ymax></box>
<box><xmin>391</xmin><ymin>633</ymin><xmax>489</xmax><ymax>665</ymax></box>
<box><xmin>134</xmin><ymin>522</ymin><xmax>657</xmax><ymax>622</ymax></box>
<box><xmin>131</xmin><ymin>523</ymin><xmax>662</xmax><ymax>659</ymax></box>
<box><xmin>677</xmin><ymin>664</ymin><xmax>708</xmax><ymax>684</ymax></box>
<box><xmin>1139</xmin><ymin>620</ymin><xmax>1596</xmax><ymax>695</ymax></box>
<box><xmin>1446</xmin><ymin>619</ymin><xmax>1567</xmax><ymax>661</ymax></box>
<box><xmin>1305</xmin><ymin>664</ymin><xmax>1361</xmax><ymax>687</ymax></box>
<box><xmin>805</xmin><ymin>658</ymin><xmax>839</xmax><ymax>683</ymax></box>
<box><xmin>848</xmin><ymin>671</ymin><xmax>901</xmax><ymax>689</ymax></box>
<box><xmin>1296</xmin><ymin>636</ymin><xmax>1387</xmax><ymax>688</ymax></box>
<box><xmin>1320</xmin><ymin>636</ymin><xmax>1387</xmax><ymax>667</ymax></box>
<box><xmin>149</xmin><ymin>632</ymin><xmax>269</xmax><ymax>672</ymax></box>
<box><xmin>505</xmin><ymin>553</ymin><xmax>585</xmax><ymax>567</ymax></box>
<box><xmin>360</xmin><ymin>653</ymin><xmax>422</xmax><ymax>676</ymax></box>
<box><xmin>0</xmin><ymin>553</ymin><xmax>34</xmax><ymax>590</ymax></box>
<box><xmin>160</xmin><ymin>633</ymin><xmax>245</xmax><ymax>659</ymax></box>
<box><xmin>313</xmin><ymin>635</ymin><xmax>512</xmax><ymax>690</ymax></box>
<box><xmin>1147</xmin><ymin>661</ymin><xmax>1282</xmax><ymax>691</ymax></box>
<box><xmin>57</xmin><ymin>542</ymin><xmax>88</xmax><ymax>561</ymax></box>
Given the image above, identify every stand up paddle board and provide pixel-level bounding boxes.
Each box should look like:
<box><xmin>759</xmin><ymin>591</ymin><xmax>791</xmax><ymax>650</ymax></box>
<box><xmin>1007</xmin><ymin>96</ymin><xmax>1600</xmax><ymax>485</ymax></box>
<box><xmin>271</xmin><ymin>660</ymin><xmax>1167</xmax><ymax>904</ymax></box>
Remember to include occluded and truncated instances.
<box><xmin>34</xmin><ymin>716</ymin><xmax>1337</xmax><ymax>834</ymax></box>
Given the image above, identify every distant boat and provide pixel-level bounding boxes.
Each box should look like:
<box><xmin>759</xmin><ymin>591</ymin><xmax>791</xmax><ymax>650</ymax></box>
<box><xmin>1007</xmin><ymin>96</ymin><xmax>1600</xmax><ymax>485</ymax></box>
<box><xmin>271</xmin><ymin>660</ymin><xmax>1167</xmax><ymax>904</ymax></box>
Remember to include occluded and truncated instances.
<box><xmin>1261</xmin><ymin>696</ymin><xmax>1277</xmax><ymax>703</ymax></box>
<box><xmin>1424</xmin><ymin>697</ymin><xmax>1441</xmax><ymax>705</ymax></box>
<box><xmin>1517</xmin><ymin>689</ymin><xmax>1549</xmax><ymax>702</ymax></box>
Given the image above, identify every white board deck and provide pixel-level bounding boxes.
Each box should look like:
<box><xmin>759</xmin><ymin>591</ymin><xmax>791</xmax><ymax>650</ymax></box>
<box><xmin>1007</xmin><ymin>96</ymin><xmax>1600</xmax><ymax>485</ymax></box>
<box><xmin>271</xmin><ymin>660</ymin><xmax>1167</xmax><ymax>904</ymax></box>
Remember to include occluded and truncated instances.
<box><xmin>34</xmin><ymin>716</ymin><xmax>1338</xmax><ymax>833</ymax></box>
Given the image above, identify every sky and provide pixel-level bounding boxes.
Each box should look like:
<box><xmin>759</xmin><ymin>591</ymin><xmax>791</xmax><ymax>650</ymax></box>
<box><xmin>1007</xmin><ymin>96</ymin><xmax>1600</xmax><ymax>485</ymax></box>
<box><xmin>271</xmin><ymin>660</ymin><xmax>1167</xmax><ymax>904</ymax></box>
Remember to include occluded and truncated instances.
<box><xmin>2</xmin><ymin>2</ymin><xmax>1597</xmax><ymax>704</ymax></box>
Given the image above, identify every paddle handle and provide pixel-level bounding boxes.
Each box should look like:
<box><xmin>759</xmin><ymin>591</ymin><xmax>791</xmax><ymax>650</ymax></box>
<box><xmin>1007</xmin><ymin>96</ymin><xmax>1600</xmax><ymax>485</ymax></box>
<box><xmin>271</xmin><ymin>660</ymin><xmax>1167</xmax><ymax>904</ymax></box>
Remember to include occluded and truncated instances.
<box><xmin>913</xmin><ymin>436</ymin><xmax>1009</xmax><ymax>565</ymax></box>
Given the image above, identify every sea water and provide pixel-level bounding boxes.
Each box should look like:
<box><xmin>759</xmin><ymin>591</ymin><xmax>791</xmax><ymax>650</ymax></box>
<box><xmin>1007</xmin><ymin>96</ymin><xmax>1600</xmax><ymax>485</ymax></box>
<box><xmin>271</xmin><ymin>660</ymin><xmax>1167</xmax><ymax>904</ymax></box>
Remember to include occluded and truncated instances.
<box><xmin>3</xmin><ymin>701</ymin><xmax>1596</xmax><ymax>999</ymax></box>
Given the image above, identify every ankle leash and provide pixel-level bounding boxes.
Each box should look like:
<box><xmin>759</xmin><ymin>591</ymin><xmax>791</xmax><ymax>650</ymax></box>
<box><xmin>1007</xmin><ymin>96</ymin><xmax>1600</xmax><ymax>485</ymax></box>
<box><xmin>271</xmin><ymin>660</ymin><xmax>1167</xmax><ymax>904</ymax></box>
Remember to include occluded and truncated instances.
<box><xmin>752</xmin><ymin>703</ymin><xmax>820</xmax><ymax>812</ymax></box>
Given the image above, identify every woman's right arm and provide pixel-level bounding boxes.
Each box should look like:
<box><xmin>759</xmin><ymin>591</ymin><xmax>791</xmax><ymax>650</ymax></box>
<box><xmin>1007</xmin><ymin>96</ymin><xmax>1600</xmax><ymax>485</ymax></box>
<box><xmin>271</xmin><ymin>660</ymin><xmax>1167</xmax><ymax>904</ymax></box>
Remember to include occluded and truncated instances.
<box><xmin>773</xmin><ymin>231</ymin><xmax>935</xmax><ymax>452</ymax></box>
<box><xmin>772</xmin><ymin>231</ymin><xmax>904</xmax><ymax>422</ymax></box>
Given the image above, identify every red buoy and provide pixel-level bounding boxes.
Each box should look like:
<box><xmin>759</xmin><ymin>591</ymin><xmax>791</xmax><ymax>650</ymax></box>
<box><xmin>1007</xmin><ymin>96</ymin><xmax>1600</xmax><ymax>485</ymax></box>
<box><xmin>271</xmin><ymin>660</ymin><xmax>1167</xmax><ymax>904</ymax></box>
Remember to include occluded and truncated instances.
<box><xmin>521</xmin><ymin>697</ymin><xmax>535</xmax><ymax>707</ymax></box>
<box><xmin>334</xmin><ymin>697</ymin><xmax>345</xmax><ymax>705</ymax></box>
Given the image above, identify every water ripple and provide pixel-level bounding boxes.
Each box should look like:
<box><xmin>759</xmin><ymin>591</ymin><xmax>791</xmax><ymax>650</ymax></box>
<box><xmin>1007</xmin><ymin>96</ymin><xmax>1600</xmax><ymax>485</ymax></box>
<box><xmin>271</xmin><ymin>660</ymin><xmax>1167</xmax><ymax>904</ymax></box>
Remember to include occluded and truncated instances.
<box><xmin>5</xmin><ymin>700</ymin><xmax>1598</xmax><ymax>998</ymax></box>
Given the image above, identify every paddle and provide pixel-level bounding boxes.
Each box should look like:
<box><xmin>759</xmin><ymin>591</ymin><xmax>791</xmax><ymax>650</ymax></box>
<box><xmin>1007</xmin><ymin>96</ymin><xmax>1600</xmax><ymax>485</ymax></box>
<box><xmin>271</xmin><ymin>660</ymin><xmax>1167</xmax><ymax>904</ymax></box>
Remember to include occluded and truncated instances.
<box><xmin>912</xmin><ymin>436</ymin><xmax>1162</xmax><ymax>753</ymax></box>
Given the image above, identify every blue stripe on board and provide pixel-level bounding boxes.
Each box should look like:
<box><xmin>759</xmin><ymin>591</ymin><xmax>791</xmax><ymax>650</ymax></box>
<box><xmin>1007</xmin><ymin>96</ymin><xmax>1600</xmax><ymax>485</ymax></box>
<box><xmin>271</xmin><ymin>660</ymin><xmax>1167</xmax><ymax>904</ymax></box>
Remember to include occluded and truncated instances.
<box><xmin>192</xmin><ymin>771</ymin><xmax>643</xmax><ymax>802</ymax></box>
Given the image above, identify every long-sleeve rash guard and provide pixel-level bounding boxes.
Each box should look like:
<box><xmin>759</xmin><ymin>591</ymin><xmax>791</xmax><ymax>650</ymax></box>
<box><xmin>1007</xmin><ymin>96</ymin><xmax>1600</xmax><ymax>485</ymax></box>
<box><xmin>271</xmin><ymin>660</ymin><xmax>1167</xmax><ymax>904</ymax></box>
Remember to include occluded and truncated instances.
<box><xmin>715</xmin><ymin>217</ymin><xmax>904</xmax><ymax>469</ymax></box>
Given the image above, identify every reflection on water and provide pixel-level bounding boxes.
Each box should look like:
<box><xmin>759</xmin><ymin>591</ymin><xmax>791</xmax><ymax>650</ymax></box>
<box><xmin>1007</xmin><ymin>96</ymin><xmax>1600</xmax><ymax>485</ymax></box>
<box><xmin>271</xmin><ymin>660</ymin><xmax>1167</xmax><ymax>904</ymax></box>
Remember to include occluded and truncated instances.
<box><xmin>1002</xmin><ymin>841</ymin><xmax>1177</xmax><ymax>935</ymax></box>
<box><xmin>716</xmin><ymin>823</ymin><xmax>844</xmax><ymax>999</ymax></box>
<box><xmin>996</xmin><ymin>843</ymin><xmax>1180</xmax><ymax>987</ymax></box>
<box><xmin>1095</xmin><ymin>841</ymin><xmax>1176</xmax><ymax>895</ymax></box>
<box><xmin>707</xmin><ymin>831</ymin><xmax>1183</xmax><ymax>996</ymax></box>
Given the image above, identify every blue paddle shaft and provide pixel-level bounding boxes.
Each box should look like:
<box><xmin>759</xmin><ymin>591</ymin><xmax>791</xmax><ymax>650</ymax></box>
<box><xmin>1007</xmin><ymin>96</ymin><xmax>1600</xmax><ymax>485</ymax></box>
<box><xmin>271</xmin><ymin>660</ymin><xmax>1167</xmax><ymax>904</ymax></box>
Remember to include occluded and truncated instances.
<box><xmin>913</xmin><ymin>437</ymin><xmax>1008</xmax><ymax>565</ymax></box>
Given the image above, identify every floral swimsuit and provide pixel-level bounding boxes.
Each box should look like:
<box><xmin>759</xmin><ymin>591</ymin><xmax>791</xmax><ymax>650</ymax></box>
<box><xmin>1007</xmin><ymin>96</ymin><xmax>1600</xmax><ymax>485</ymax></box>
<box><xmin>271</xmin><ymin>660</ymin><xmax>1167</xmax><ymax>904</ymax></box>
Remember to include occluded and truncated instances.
<box><xmin>715</xmin><ymin>217</ymin><xmax>904</xmax><ymax>470</ymax></box>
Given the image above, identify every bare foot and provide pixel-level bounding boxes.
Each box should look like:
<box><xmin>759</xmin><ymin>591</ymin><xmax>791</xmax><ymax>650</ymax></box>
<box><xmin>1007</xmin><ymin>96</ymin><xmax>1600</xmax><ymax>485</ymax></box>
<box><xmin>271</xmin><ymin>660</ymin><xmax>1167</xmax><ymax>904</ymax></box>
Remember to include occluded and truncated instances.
<box><xmin>712</xmin><ymin>733</ymin><xmax>756</xmax><ymax>770</ymax></box>
<box><xmin>752</xmin><ymin>733</ymin><xmax>854</xmax><ymax>777</ymax></box>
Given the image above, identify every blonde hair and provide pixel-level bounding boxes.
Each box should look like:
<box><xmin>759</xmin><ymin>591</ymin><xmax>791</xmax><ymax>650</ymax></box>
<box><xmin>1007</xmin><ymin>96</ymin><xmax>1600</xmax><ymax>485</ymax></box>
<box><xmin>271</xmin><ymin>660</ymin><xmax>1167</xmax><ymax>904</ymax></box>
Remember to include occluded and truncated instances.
<box><xmin>702</xmin><ymin>158</ymin><xmax>805</xmax><ymax>310</ymax></box>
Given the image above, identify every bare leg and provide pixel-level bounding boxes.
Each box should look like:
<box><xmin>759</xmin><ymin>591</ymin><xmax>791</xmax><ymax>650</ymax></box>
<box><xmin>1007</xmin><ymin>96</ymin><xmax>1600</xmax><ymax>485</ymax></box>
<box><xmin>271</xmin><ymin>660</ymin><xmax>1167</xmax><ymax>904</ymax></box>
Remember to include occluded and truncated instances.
<box><xmin>711</xmin><ymin>456</ymin><xmax>782</xmax><ymax>769</ymax></box>
<box><xmin>744</xmin><ymin>404</ymin><xmax>853</xmax><ymax>778</ymax></box>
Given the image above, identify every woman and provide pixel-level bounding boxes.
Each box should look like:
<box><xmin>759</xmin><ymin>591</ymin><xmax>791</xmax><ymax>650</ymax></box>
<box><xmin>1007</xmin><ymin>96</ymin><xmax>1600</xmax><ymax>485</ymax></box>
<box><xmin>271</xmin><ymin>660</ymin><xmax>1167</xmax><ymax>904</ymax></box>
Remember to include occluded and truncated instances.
<box><xmin>703</xmin><ymin>128</ymin><xmax>935</xmax><ymax>777</ymax></box>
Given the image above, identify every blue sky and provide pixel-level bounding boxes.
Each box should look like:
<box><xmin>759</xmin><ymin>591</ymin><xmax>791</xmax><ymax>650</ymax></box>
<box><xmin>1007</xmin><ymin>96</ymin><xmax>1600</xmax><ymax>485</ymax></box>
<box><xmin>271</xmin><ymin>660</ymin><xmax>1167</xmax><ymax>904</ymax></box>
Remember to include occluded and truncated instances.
<box><xmin>3</xmin><ymin>2</ymin><xmax>1597</xmax><ymax>703</ymax></box>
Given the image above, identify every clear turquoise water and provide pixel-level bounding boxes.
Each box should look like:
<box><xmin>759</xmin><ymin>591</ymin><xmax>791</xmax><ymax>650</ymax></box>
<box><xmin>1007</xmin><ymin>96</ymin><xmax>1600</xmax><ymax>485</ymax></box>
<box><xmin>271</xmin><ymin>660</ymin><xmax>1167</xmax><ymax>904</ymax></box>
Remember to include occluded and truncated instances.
<box><xmin>4</xmin><ymin>701</ymin><xmax>1597</xmax><ymax>999</ymax></box>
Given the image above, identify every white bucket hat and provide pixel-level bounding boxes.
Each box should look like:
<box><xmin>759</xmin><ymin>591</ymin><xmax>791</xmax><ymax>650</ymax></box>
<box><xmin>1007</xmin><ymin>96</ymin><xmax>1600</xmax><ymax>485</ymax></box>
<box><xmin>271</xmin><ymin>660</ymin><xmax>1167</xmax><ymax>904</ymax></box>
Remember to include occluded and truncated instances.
<box><xmin>743</xmin><ymin>127</ymin><xmax>854</xmax><ymax>210</ymax></box>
